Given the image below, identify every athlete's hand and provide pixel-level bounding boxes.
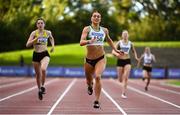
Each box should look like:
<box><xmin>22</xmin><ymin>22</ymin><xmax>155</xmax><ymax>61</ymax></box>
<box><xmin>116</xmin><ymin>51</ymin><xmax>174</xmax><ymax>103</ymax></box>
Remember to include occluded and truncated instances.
<box><xmin>33</xmin><ymin>37</ymin><xmax>39</xmax><ymax>43</ymax></box>
<box><xmin>119</xmin><ymin>50</ymin><xmax>125</xmax><ymax>56</ymax></box>
<box><xmin>90</xmin><ymin>37</ymin><xmax>97</xmax><ymax>43</ymax></box>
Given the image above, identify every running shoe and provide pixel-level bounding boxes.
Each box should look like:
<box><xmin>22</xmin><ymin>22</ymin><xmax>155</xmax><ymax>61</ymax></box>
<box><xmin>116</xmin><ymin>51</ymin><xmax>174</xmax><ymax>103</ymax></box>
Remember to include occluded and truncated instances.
<box><xmin>87</xmin><ymin>85</ymin><xmax>93</xmax><ymax>95</ymax></box>
<box><xmin>38</xmin><ymin>91</ymin><xmax>43</xmax><ymax>100</ymax></box>
<box><xmin>41</xmin><ymin>87</ymin><xmax>46</xmax><ymax>94</ymax></box>
<box><xmin>121</xmin><ymin>94</ymin><xmax>127</xmax><ymax>99</ymax></box>
<box><xmin>93</xmin><ymin>101</ymin><xmax>100</xmax><ymax>109</ymax></box>
<box><xmin>142</xmin><ymin>77</ymin><xmax>145</xmax><ymax>81</ymax></box>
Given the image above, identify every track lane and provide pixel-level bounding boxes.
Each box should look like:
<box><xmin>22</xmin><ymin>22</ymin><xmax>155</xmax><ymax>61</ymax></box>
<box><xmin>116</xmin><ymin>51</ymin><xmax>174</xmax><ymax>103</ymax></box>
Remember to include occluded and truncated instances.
<box><xmin>128</xmin><ymin>79</ymin><xmax>180</xmax><ymax>106</ymax></box>
<box><xmin>0</xmin><ymin>78</ymin><xmax>35</xmax><ymax>99</ymax></box>
<box><xmin>0</xmin><ymin>78</ymin><xmax>73</xmax><ymax>114</ymax></box>
<box><xmin>0</xmin><ymin>77</ymin><xmax>26</xmax><ymax>86</ymax></box>
<box><xmin>51</xmin><ymin>79</ymin><xmax>122</xmax><ymax>115</ymax></box>
<box><xmin>0</xmin><ymin>77</ymin><xmax>180</xmax><ymax>114</ymax></box>
<box><xmin>103</xmin><ymin>79</ymin><xmax>180</xmax><ymax>114</ymax></box>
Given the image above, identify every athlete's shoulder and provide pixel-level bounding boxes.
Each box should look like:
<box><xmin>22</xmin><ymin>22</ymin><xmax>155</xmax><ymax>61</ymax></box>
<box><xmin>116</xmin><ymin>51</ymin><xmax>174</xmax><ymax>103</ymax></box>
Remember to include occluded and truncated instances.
<box><xmin>101</xmin><ymin>27</ymin><xmax>109</xmax><ymax>34</ymax></box>
<box><xmin>83</xmin><ymin>26</ymin><xmax>91</xmax><ymax>32</ymax></box>
<box><xmin>30</xmin><ymin>30</ymin><xmax>37</xmax><ymax>36</ymax></box>
<box><xmin>141</xmin><ymin>53</ymin><xmax>145</xmax><ymax>57</ymax></box>
<box><xmin>101</xmin><ymin>26</ymin><xmax>108</xmax><ymax>31</ymax></box>
<box><xmin>44</xmin><ymin>30</ymin><xmax>52</xmax><ymax>36</ymax></box>
<box><xmin>129</xmin><ymin>41</ymin><xmax>133</xmax><ymax>45</ymax></box>
<box><xmin>45</xmin><ymin>29</ymin><xmax>51</xmax><ymax>33</ymax></box>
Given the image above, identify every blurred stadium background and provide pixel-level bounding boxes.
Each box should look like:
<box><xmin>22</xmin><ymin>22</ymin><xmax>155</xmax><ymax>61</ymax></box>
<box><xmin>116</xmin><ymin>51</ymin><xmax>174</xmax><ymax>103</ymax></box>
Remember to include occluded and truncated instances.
<box><xmin>0</xmin><ymin>0</ymin><xmax>180</xmax><ymax>80</ymax></box>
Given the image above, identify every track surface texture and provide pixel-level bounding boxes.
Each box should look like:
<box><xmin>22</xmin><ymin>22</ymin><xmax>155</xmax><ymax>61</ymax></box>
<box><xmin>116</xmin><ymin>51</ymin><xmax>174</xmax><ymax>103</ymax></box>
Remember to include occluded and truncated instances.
<box><xmin>0</xmin><ymin>77</ymin><xmax>180</xmax><ymax>115</ymax></box>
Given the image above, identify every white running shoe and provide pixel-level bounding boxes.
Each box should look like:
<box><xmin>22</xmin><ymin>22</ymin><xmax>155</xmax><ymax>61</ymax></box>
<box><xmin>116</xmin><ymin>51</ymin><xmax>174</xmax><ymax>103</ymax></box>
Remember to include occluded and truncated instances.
<box><xmin>121</xmin><ymin>94</ymin><xmax>127</xmax><ymax>99</ymax></box>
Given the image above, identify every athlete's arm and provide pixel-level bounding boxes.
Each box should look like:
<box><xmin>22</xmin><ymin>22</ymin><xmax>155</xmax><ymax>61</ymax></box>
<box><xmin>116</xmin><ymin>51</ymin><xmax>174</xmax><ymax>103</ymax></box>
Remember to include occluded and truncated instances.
<box><xmin>80</xmin><ymin>26</ymin><xmax>95</xmax><ymax>46</ymax></box>
<box><xmin>48</xmin><ymin>30</ymin><xmax>55</xmax><ymax>53</ymax></box>
<box><xmin>152</xmin><ymin>54</ymin><xmax>156</xmax><ymax>63</ymax></box>
<box><xmin>112</xmin><ymin>41</ymin><xmax>124</xmax><ymax>58</ymax></box>
<box><xmin>131</xmin><ymin>43</ymin><xmax>139</xmax><ymax>61</ymax></box>
<box><xmin>104</xmin><ymin>28</ymin><xmax>120</xmax><ymax>54</ymax></box>
<box><xmin>112</xmin><ymin>41</ymin><xmax>120</xmax><ymax>57</ymax></box>
<box><xmin>26</xmin><ymin>31</ymin><xmax>37</xmax><ymax>47</ymax></box>
<box><xmin>137</xmin><ymin>54</ymin><xmax>144</xmax><ymax>67</ymax></box>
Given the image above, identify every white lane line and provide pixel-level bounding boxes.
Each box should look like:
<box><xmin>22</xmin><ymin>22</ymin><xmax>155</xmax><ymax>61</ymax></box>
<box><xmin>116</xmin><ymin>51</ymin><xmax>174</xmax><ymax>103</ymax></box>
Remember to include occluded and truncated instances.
<box><xmin>112</xmin><ymin>79</ymin><xmax>180</xmax><ymax>109</ymax></box>
<box><xmin>47</xmin><ymin>78</ymin><xmax>77</xmax><ymax>115</ymax></box>
<box><xmin>0</xmin><ymin>79</ymin><xmax>34</xmax><ymax>89</ymax></box>
<box><xmin>129</xmin><ymin>80</ymin><xmax>180</xmax><ymax>95</ymax></box>
<box><xmin>0</xmin><ymin>77</ymin><xmax>25</xmax><ymax>84</ymax></box>
<box><xmin>0</xmin><ymin>79</ymin><xmax>58</xmax><ymax>102</ymax></box>
<box><xmin>102</xmin><ymin>88</ymin><xmax>127</xmax><ymax>115</ymax></box>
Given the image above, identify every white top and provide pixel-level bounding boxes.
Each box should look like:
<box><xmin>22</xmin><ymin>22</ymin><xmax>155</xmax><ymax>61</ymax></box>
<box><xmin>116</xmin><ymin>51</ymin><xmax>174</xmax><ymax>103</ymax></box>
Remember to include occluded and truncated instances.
<box><xmin>119</xmin><ymin>40</ymin><xmax>132</xmax><ymax>54</ymax></box>
<box><xmin>86</xmin><ymin>26</ymin><xmax>106</xmax><ymax>46</ymax></box>
<box><xmin>143</xmin><ymin>53</ymin><xmax>153</xmax><ymax>65</ymax></box>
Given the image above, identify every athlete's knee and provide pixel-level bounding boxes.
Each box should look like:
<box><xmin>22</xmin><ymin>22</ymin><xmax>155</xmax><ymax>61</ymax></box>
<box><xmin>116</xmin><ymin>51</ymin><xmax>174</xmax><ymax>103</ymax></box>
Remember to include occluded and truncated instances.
<box><xmin>36</xmin><ymin>73</ymin><xmax>41</xmax><ymax>78</ymax></box>
<box><xmin>95</xmin><ymin>75</ymin><xmax>101</xmax><ymax>82</ymax></box>
<box><xmin>41</xmin><ymin>67</ymin><xmax>46</xmax><ymax>73</ymax></box>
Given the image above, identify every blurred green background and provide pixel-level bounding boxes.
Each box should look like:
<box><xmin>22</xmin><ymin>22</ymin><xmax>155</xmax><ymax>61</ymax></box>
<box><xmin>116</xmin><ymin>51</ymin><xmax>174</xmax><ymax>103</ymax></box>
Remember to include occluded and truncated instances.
<box><xmin>0</xmin><ymin>0</ymin><xmax>180</xmax><ymax>67</ymax></box>
<box><xmin>1</xmin><ymin>0</ymin><xmax>180</xmax><ymax>52</ymax></box>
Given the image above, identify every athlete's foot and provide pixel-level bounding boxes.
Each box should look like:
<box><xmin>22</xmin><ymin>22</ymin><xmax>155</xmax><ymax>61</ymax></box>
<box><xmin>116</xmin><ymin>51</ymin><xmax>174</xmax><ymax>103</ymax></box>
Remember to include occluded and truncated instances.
<box><xmin>41</xmin><ymin>86</ymin><xmax>46</xmax><ymax>94</ymax></box>
<box><xmin>87</xmin><ymin>85</ymin><xmax>93</xmax><ymax>95</ymax></box>
<box><xmin>121</xmin><ymin>94</ymin><xmax>127</xmax><ymax>99</ymax></box>
<box><xmin>145</xmin><ymin>86</ymin><xmax>148</xmax><ymax>91</ymax></box>
<box><xmin>38</xmin><ymin>90</ymin><xmax>43</xmax><ymax>100</ymax></box>
<box><xmin>142</xmin><ymin>77</ymin><xmax>145</xmax><ymax>81</ymax></box>
<box><xmin>93</xmin><ymin>101</ymin><xmax>100</xmax><ymax>109</ymax></box>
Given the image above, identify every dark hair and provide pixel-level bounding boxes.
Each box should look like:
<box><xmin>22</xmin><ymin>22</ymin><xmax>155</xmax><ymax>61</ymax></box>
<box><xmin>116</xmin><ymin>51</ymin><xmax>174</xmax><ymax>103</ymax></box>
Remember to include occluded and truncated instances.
<box><xmin>36</xmin><ymin>17</ymin><xmax>45</xmax><ymax>24</ymax></box>
<box><xmin>91</xmin><ymin>10</ymin><xmax>101</xmax><ymax>16</ymax></box>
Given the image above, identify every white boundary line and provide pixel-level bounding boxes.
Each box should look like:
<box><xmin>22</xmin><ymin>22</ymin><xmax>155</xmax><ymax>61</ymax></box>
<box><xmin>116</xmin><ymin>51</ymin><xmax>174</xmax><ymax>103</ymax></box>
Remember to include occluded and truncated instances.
<box><xmin>111</xmin><ymin>79</ymin><xmax>180</xmax><ymax>109</ymax></box>
<box><xmin>0</xmin><ymin>79</ymin><xmax>58</xmax><ymax>102</ymax></box>
<box><xmin>47</xmin><ymin>78</ymin><xmax>77</xmax><ymax>115</ymax></box>
<box><xmin>102</xmin><ymin>88</ymin><xmax>127</xmax><ymax>115</ymax></box>
<box><xmin>129</xmin><ymin>80</ymin><xmax>180</xmax><ymax>95</ymax></box>
<box><xmin>0</xmin><ymin>79</ymin><xmax>34</xmax><ymax>89</ymax></box>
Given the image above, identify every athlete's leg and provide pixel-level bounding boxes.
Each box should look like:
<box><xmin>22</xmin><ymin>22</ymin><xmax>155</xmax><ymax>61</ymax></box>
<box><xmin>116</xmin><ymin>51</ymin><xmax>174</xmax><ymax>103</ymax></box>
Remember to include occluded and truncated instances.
<box><xmin>94</xmin><ymin>58</ymin><xmax>106</xmax><ymax>102</ymax></box>
<box><xmin>84</xmin><ymin>63</ymin><xmax>94</xmax><ymax>95</ymax></box>
<box><xmin>143</xmin><ymin>70</ymin><xmax>148</xmax><ymax>80</ymax></box>
<box><xmin>84</xmin><ymin>63</ymin><xmax>94</xmax><ymax>86</ymax></box>
<box><xmin>33</xmin><ymin>62</ymin><xmax>43</xmax><ymax>100</ymax></box>
<box><xmin>145</xmin><ymin>72</ymin><xmax>152</xmax><ymax>91</ymax></box>
<box><xmin>121</xmin><ymin>64</ymin><xmax>131</xmax><ymax>98</ymax></box>
<box><xmin>40</xmin><ymin>56</ymin><xmax>50</xmax><ymax>86</ymax></box>
<box><xmin>117</xmin><ymin>67</ymin><xmax>124</xmax><ymax>82</ymax></box>
<box><xmin>33</xmin><ymin>62</ymin><xmax>41</xmax><ymax>89</ymax></box>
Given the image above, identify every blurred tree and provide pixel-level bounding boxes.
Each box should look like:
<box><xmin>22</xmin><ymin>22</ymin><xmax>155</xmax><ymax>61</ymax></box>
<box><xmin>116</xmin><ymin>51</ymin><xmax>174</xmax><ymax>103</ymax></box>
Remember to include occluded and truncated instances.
<box><xmin>0</xmin><ymin>0</ymin><xmax>180</xmax><ymax>52</ymax></box>
<box><xmin>132</xmin><ymin>0</ymin><xmax>180</xmax><ymax>41</ymax></box>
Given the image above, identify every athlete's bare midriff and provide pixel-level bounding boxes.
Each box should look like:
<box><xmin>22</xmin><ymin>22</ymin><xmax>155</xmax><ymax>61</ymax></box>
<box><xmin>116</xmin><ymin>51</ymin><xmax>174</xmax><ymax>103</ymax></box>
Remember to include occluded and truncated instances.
<box><xmin>86</xmin><ymin>45</ymin><xmax>105</xmax><ymax>59</ymax></box>
<box><xmin>144</xmin><ymin>63</ymin><xmax>152</xmax><ymax>67</ymax></box>
<box><xmin>119</xmin><ymin>53</ymin><xmax>130</xmax><ymax>60</ymax></box>
<box><xmin>33</xmin><ymin>44</ymin><xmax>48</xmax><ymax>52</ymax></box>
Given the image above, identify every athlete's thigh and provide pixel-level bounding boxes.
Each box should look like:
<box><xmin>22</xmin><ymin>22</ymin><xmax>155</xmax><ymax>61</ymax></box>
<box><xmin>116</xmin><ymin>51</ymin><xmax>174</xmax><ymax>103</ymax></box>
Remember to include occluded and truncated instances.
<box><xmin>94</xmin><ymin>58</ymin><xmax>106</xmax><ymax>76</ymax></box>
<box><xmin>117</xmin><ymin>67</ymin><xmax>123</xmax><ymax>76</ymax></box>
<box><xmin>147</xmin><ymin>72</ymin><xmax>152</xmax><ymax>78</ymax></box>
<box><xmin>123</xmin><ymin>64</ymin><xmax>131</xmax><ymax>76</ymax></box>
<box><xmin>84</xmin><ymin>63</ymin><xmax>94</xmax><ymax>75</ymax></box>
<box><xmin>117</xmin><ymin>67</ymin><xmax>124</xmax><ymax>81</ymax></box>
<box><xmin>32</xmin><ymin>62</ymin><xmax>41</xmax><ymax>74</ymax></box>
<box><xmin>143</xmin><ymin>70</ymin><xmax>148</xmax><ymax>77</ymax></box>
<box><xmin>41</xmin><ymin>56</ymin><xmax>50</xmax><ymax>70</ymax></box>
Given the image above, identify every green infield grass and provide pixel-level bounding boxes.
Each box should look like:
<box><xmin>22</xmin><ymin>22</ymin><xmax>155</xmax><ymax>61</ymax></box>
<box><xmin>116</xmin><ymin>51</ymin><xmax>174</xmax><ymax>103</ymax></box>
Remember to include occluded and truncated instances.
<box><xmin>0</xmin><ymin>41</ymin><xmax>180</xmax><ymax>66</ymax></box>
<box><xmin>166</xmin><ymin>80</ymin><xmax>180</xmax><ymax>86</ymax></box>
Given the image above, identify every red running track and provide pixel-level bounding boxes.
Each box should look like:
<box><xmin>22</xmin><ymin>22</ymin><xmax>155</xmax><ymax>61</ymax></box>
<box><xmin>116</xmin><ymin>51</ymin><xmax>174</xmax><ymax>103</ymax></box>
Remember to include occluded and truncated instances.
<box><xmin>0</xmin><ymin>77</ymin><xmax>180</xmax><ymax>115</ymax></box>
